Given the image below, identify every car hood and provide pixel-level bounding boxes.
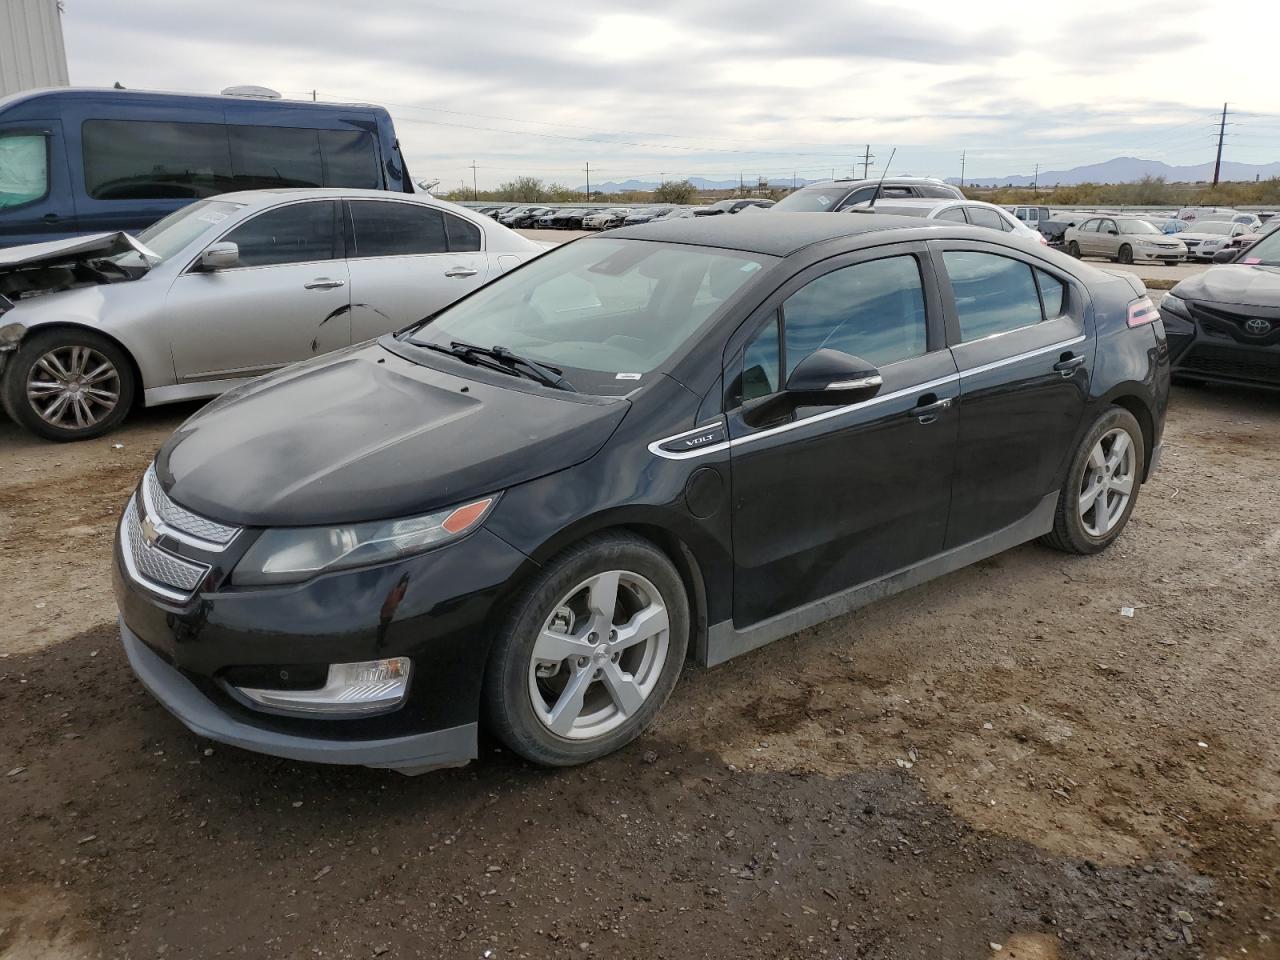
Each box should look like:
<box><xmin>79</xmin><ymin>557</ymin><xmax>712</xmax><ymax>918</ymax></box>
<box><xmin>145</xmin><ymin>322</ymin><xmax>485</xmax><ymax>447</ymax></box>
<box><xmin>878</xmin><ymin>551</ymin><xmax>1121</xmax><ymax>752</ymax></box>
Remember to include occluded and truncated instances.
<box><xmin>1173</xmin><ymin>264</ymin><xmax>1280</xmax><ymax>307</ymax></box>
<box><xmin>0</xmin><ymin>232</ymin><xmax>154</xmax><ymax>313</ymax></box>
<box><xmin>156</xmin><ymin>341</ymin><xmax>630</xmax><ymax>527</ymax></box>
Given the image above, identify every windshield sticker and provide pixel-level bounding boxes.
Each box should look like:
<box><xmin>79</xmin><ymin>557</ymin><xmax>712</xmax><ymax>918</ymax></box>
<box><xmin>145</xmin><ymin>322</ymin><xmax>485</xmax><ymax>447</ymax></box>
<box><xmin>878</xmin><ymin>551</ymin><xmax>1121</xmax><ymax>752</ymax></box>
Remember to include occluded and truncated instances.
<box><xmin>615</xmin><ymin>373</ymin><xmax>642</xmax><ymax>380</ymax></box>
<box><xmin>197</xmin><ymin>211</ymin><xmax>229</xmax><ymax>224</ymax></box>
<box><xmin>1242</xmin><ymin>257</ymin><xmax>1261</xmax><ymax>264</ymax></box>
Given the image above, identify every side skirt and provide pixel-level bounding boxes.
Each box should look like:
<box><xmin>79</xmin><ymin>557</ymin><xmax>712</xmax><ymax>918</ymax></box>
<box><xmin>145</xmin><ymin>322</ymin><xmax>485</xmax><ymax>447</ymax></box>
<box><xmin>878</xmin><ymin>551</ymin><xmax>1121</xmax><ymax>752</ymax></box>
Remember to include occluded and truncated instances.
<box><xmin>699</xmin><ymin>490</ymin><xmax>1059</xmax><ymax>668</ymax></box>
<box><xmin>144</xmin><ymin>376</ymin><xmax>258</xmax><ymax>407</ymax></box>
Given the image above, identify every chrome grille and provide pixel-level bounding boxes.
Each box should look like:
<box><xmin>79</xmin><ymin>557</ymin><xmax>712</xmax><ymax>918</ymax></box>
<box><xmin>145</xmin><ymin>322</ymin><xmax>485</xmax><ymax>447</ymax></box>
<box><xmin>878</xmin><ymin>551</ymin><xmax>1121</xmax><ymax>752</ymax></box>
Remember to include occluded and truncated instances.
<box><xmin>142</xmin><ymin>465</ymin><xmax>239</xmax><ymax>549</ymax></box>
<box><xmin>120</xmin><ymin>497</ymin><xmax>210</xmax><ymax>600</ymax></box>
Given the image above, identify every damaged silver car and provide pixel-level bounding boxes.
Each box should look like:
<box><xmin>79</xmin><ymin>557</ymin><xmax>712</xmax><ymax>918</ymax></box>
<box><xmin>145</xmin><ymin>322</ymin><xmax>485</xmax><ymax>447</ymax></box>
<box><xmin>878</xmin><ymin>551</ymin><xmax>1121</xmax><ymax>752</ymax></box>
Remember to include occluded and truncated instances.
<box><xmin>0</xmin><ymin>189</ymin><xmax>542</xmax><ymax>441</ymax></box>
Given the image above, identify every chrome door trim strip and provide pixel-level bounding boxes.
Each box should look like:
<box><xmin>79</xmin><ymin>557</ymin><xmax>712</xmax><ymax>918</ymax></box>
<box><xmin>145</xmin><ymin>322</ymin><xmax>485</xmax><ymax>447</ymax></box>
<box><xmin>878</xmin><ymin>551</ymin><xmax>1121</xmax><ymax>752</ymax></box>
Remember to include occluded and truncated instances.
<box><xmin>649</xmin><ymin>372</ymin><xmax>961</xmax><ymax>461</ymax></box>
<box><xmin>957</xmin><ymin>335</ymin><xmax>1086</xmax><ymax>378</ymax></box>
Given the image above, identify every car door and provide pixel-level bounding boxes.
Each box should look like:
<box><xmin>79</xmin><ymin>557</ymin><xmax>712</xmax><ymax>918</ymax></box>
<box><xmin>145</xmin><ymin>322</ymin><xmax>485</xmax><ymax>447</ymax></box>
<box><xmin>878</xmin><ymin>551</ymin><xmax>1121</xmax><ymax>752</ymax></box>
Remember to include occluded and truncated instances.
<box><xmin>724</xmin><ymin>245</ymin><xmax>960</xmax><ymax>627</ymax></box>
<box><xmin>344</xmin><ymin>199</ymin><xmax>490</xmax><ymax>340</ymax></box>
<box><xmin>1095</xmin><ymin>218</ymin><xmax>1119</xmax><ymax>259</ymax></box>
<box><xmin>165</xmin><ymin>199</ymin><xmax>351</xmax><ymax>383</ymax></box>
<box><xmin>0</xmin><ymin>119</ymin><xmax>77</xmax><ymax>243</ymax></box>
<box><xmin>1075</xmin><ymin>218</ymin><xmax>1098</xmax><ymax>256</ymax></box>
<box><xmin>932</xmin><ymin>241</ymin><xmax>1092</xmax><ymax>548</ymax></box>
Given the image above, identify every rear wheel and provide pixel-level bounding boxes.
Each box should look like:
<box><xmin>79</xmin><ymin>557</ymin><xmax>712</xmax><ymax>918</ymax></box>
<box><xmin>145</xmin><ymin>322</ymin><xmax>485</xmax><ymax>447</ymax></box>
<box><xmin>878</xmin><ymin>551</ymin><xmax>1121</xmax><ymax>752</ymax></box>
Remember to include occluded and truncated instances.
<box><xmin>1067</xmin><ymin>240</ymin><xmax>1081</xmax><ymax>258</ymax></box>
<box><xmin>1</xmin><ymin>329</ymin><xmax>135</xmax><ymax>442</ymax></box>
<box><xmin>483</xmin><ymin>533</ymin><xmax>689</xmax><ymax>766</ymax></box>
<box><xmin>1041</xmin><ymin>407</ymin><xmax>1145</xmax><ymax>555</ymax></box>
<box><xmin>1118</xmin><ymin>244</ymin><xmax>1134</xmax><ymax>264</ymax></box>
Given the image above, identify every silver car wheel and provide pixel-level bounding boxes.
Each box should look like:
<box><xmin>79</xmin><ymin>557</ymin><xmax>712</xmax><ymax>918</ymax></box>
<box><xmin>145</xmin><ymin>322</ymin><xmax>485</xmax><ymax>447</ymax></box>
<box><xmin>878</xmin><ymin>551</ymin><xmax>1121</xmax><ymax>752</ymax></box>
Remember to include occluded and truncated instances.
<box><xmin>527</xmin><ymin>569</ymin><xmax>670</xmax><ymax>741</ymax></box>
<box><xmin>26</xmin><ymin>345</ymin><xmax>121</xmax><ymax>429</ymax></box>
<box><xmin>1078</xmin><ymin>427</ymin><xmax>1136</xmax><ymax>537</ymax></box>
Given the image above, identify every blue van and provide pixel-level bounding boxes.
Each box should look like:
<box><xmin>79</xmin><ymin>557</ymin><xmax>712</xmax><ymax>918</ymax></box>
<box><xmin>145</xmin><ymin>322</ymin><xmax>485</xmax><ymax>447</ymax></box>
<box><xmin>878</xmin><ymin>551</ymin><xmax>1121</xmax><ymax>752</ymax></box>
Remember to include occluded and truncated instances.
<box><xmin>0</xmin><ymin>88</ymin><xmax>411</xmax><ymax>246</ymax></box>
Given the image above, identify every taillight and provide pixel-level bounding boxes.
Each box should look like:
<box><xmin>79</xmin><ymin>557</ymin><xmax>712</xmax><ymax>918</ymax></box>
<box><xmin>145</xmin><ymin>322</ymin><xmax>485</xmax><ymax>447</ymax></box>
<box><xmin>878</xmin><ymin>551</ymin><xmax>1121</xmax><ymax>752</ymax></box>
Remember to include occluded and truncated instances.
<box><xmin>1127</xmin><ymin>297</ymin><xmax>1160</xmax><ymax>328</ymax></box>
<box><xmin>1037</xmin><ymin>233</ymin><xmax>1048</xmax><ymax>245</ymax></box>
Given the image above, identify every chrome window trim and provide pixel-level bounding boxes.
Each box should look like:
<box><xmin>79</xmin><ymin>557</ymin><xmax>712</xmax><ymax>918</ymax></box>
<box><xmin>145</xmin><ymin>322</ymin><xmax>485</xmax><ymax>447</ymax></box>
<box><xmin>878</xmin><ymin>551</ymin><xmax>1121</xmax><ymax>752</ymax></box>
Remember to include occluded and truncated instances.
<box><xmin>957</xmin><ymin>334</ymin><xmax>1086</xmax><ymax>378</ymax></box>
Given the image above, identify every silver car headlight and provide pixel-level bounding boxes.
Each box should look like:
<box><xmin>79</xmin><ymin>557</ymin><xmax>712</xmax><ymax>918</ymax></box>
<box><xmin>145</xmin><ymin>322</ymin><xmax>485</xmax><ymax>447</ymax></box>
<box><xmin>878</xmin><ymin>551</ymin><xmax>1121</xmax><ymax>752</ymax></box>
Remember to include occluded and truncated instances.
<box><xmin>232</xmin><ymin>495</ymin><xmax>498</xmax><ymax>586</ymax></box>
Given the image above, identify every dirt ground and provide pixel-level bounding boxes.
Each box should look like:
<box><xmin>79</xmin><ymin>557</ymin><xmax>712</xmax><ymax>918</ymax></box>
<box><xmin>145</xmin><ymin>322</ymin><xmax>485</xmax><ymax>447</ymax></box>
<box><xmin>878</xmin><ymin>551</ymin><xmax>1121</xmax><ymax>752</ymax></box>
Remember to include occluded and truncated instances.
<box><xmin>1</xmin><ymin>384</ymin><xmax>1278</xmax><ymax>960</ymax></box>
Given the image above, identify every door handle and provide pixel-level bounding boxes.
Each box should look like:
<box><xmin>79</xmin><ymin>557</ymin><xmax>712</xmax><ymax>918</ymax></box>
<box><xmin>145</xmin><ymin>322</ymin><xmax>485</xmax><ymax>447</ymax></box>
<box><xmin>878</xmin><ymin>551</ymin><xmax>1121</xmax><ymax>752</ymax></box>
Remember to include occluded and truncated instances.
<box><xmin>42</xmin><ymin>213</ymin><xmax>60</xmax><ymax>223</ymax></box>
<box><xmin>1053</xmin><ymin>353</ymin><xmax>1085</xmax><ymax>376</ymax></box>
<box><xmin>444</xmin><ymin>266</ymin><xmax>479</xmax><ymax>278</ymax></box>
<box><xmin>911</xmin><ymin>395</ymin><xmax>953</xmax><ymax>424</ymax></box>
<box><xmin>303</xmin><ymin>278</ymin><xmax>346</xmax><ymax>290</ymax></box>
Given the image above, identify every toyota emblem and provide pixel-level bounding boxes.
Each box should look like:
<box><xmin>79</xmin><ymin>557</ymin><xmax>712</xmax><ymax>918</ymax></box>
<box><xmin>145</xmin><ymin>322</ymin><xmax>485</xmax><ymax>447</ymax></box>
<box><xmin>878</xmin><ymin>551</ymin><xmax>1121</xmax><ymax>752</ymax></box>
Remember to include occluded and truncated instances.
<box><xmin>1244</xmin><ymin>317</ymin><xmax>1272</xmax><ymax>336</ymax></box>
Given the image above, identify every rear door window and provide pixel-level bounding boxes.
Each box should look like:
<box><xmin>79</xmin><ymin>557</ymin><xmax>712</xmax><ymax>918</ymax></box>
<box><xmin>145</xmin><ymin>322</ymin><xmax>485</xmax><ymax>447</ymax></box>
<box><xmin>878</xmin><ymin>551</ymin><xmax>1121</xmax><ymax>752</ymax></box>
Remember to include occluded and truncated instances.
<box><xmin>936</xmin><ymin>206</ymin><xmax>969</xmax><ymax>224</ymax></box>
<box><xmin>83</xmin><ymin>119</ymin><xmax>232</xmax><ymax>200</ymax></box>
<box><xmin>348</xmin><ymin>200</ymin><xmax>448</xmax><ymax>257</ymax></box>
<box><xmin>222</xmin><ymin>201</ymin><xmax>338</xmax><ymax>267</ymax></box>
<box><xmin>943</xmin><ymin>251</ymin><xmax>1044</xmax><ymax>341</ymax></box>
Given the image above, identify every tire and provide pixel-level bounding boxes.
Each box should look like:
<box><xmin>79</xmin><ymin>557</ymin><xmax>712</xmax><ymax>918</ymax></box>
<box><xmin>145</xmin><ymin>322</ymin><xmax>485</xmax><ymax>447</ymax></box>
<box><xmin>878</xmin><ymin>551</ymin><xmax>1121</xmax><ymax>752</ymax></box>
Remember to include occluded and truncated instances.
<box><xmin>1118</xmin><ymin>244</ymin><xmax>1134</xmax><ymax>264</ymax></box>
<box><xmin>483</xmin><ymin>532</ymin><xmax>690</xmax><ymax>767</ymax></box>
<box><xmin>1</xmin><ymin>328</ymin><xmax>136</xmax><ymax>442</ymax></box>
<box><xmin>1067</xmin><ymin>241</ymin><xmax>1081</xmax><ymax>258</ymax></box>
<box><xmin>1041</xmin><ymin>407</ymin><xmax>1145</xmax><ymax>555</ymax></box>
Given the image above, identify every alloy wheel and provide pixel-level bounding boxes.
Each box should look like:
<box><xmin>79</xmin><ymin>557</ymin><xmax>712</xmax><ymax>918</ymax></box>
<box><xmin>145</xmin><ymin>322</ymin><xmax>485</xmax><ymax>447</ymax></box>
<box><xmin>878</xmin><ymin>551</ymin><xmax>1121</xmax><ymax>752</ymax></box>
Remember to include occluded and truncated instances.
<box><xmin>1078</xmin><ymin>427</ymin><xmax>1136</xmax><ymax>537</ymax></box>
<box><xmin>25</xmin><ymin>345</ymin><xmax>121</xmax><ymax>429</ymax></box>
<box><xmin>527</xmin><ymin>569</ymin><xmax>670</xmax><ymax>740</ymax></box>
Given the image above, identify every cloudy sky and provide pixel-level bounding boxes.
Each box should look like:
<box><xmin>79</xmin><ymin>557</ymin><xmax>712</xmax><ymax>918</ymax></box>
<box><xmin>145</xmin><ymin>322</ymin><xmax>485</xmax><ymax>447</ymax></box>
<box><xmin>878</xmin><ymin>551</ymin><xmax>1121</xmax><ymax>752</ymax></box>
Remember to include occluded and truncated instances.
<box><xmin>61</xmin><ymin>0</ymin><xmax>1279</xmax><ymax>189</ymax></box>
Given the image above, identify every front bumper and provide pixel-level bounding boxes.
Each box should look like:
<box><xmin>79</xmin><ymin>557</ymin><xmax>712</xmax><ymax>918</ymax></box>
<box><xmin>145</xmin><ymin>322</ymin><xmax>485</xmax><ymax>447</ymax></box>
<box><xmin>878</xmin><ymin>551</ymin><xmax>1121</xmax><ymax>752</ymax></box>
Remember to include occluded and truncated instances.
<box><xmin>122</xmin><ymin>620</ymin><xmax>476</xmax><ymax>774</ymax></box>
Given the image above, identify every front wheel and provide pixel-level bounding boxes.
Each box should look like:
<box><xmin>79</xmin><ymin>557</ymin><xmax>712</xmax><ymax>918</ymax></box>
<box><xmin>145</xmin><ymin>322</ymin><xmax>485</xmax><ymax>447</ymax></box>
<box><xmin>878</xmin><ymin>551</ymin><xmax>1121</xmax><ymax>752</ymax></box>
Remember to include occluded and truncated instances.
<box><xmin>1</xmin><ymin>329</ymin><xmax>136</xmax><ymax>441</ymax></box>
<box><xmin>1067</xmin><ymin>241</ymin><xmax>1081</xmax><ymax>258</ymax></box>
<box><xmin>483</xmin><ymin>533</ymin><xmax>689</xmax><ymax>766</ymax></box>
<box><xmin>1118</xmin><ymin>244</ymin><xmax>1134</xmax><ymax>264</ymax></box>
<box><xmin>1041</xmin><ymin>407</ymin><xmax>1145</xmax><ymax>555</ymax></box>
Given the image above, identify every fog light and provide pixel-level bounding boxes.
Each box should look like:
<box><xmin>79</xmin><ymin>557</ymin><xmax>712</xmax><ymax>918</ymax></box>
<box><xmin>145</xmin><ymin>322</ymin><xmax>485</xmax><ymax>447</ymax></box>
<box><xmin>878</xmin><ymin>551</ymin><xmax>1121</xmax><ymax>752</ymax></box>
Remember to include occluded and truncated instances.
<box><xmin>236</xmin><ymin>657</ymin><xmax>411</xmax><ymax>717</ymax></box>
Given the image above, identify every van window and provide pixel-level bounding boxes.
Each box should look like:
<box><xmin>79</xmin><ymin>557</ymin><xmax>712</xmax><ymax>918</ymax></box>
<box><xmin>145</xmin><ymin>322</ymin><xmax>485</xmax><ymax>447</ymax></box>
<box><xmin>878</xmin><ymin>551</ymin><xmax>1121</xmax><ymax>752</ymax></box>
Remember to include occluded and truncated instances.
<box><xmin>0</xmin><ymin>133</ymin><xmax>48</xmax><ymax>209</ymax></box>
<box><xmin>83</xmin><ymin>120</ymin><xmax>232</xmax><ymax>200</ymax></box>
<box><xmin>82</xmin><ymin>120</ymin><xmax>383</xmax><ymax>201</ymax></box>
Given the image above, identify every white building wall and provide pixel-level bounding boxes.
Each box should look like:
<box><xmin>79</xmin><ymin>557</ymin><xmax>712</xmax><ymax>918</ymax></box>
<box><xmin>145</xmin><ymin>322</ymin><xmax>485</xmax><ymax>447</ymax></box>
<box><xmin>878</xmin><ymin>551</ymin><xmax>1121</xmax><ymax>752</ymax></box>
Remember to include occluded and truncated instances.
<box><xmin>1</xmin><ymin>0</ymin><xmax>70</xmax><ymax>99</ymax></box>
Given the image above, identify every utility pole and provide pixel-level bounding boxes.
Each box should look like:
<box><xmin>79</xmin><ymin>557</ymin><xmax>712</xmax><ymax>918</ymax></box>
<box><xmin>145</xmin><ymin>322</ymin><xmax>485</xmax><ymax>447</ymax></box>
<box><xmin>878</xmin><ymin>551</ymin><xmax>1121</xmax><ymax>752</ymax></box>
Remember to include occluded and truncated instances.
<box><xmin>1033</xmin><ymin>163</ymin><xmax>1039</xmax><ymax>196</ymax></box>
<box><xmin>584</xmin><ymin>161</ymin><xmax>590</xmax><ymax>201</ymax></box>
<box><xmin>470</xmin><ymin>161</ymin><xmax>478</xmax><ymax>201</ymax></box>
<box><xmin>311</xmin><ymin>89</ymin><xmax>317</xmax><ymax>102</ymax></box>
<box><xmin>739</xmin><ymin>171</ymin><xmax>744</xmax><ymax>194</ymax></box>
<box><xmin>792</xmin><ymin>170</ymin><xmax>797</xmax><ymax>191</ymax></box>
<box><xmin>960</xmin><ymin>149</ymin><xmax>966</xmax><ymax>189</ymax></box>
<box><xmin>859</xmin><ymin>145</ymin><xmax>874</xmax><ymax>179</ymax></box>
<box><xmin>1213</xmin><ymin>102</ymin><xmax>1228</xmax><ymax>186</ymax></box>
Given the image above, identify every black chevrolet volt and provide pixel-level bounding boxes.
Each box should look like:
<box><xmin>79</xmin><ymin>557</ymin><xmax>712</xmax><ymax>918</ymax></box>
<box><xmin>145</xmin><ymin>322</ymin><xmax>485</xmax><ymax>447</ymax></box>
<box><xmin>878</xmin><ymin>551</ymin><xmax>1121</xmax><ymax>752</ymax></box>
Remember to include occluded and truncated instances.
<box><xmin>113</xmin><ymin>214</ymin><xmax>1169</xmax><ymax>773</ymax></box>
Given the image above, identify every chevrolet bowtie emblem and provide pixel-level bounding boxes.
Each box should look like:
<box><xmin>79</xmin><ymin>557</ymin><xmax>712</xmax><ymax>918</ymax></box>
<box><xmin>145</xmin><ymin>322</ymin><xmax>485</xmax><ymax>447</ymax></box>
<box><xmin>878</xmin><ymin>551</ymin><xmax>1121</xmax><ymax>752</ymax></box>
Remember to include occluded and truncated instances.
<box><xmin>141</xmin><ymin>515</ymin><xmax>161</xmax><ymax>546</ymax></box>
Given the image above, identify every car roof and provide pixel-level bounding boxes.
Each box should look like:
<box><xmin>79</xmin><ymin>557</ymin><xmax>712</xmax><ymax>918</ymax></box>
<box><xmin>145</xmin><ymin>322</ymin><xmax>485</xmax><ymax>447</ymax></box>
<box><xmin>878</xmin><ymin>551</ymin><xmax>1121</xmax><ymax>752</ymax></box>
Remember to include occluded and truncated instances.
<box><xmin>609</xmin><ymin>211</ymin><xmax>954</xmax><ymax>256</ymax></box>
<box><xmin>214</xmin><ymin>187</ymin><xmax>432</xmax><ymax>206</ymax></box>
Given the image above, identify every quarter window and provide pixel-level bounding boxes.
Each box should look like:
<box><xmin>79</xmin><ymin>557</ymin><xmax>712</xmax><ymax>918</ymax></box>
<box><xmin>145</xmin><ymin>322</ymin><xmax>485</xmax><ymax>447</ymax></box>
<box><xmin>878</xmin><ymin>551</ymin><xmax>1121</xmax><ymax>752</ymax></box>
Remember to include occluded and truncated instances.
<box><xmin>348</xmin><ymin>201</ymin><xmax>448</xmax><ymax>257</ymax></box>
<box><xmin>943</xmin><ymin>251</ymin><xmax>1044</xmax><ymax>341</ymax></box>
<box><xmin>966</xmin><ymin>206</ymin><xmax>1006</xmax><ymax>231</ymax></box>
<box><xmin>222</xmin><ymin>201</ymin><xmax>337</xmax><ymax>267</ymax></box>
<box><xmin>444</xmin><ymin>213</ymin><xmax>482</xmax><ymax>252</ymax></box>
<box><xmin>782</xmin><ymin>255</ymin><xmax>928</xmax><ymax>373</ymax></box>
<box><xmin>1036</xmin><ymin>269</ymin><xmax>1067</xmax><ymax>318</ymax></box>
<box><xmin>936</xmin><ymin>206</ymin><xmax>968</xmax><ymax>223</ymax></box>
<box><xmin>740</xmin><ymin>315</ymin><xmax>781</xmax><ymax>402</ymax></box>
<box><xmin>0</xmin><ymin>133</ymin><xmax>49</xmax><ymax>209</ymax></box>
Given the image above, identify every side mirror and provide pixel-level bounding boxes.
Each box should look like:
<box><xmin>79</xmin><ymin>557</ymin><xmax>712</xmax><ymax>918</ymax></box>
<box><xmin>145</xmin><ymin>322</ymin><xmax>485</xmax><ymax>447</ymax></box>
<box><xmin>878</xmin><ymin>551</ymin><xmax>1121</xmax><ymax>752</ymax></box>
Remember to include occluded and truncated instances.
<box><xmin>1107</xmin><ymin>229</ymin><xmax>1119</xmax><ymax>235</ymax></box>
<box><xmin>743</xmin><ymin>349</ymin><xmax>881</xmax><ymax>426</ymax></box>
<box><xmin>200</xmin><ymin>242</ymin><xmax>239</xmax><ymax>270</ymax></box>
<box><xmin>1213</xmin><ymin>249</ymin><xmax>1237</xmax><ymax>264</ymax></box>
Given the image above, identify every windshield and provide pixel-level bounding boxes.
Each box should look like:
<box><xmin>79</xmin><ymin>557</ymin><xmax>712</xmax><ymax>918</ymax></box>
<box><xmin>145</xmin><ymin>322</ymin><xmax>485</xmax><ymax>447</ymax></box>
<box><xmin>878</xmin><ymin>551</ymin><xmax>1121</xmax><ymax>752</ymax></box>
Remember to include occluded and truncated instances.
<box><xmin>102</xmin><ymin>199</ymin><xmax>242</xmax><ymax>269</ymax></box>
<box><xmin>1118</xmin><ymin>219</ymin><xmax>1160</xmax><ymax>235</ymax></box>
<box><xmin>774</xmin><ymin>185</ymin><xmax>850</xmax><ymax>212</ymax></box>
<box><xmin>1240</xmin><ymin>229</ymin><xmax>1280</xmax><ymax>265</ymax></box>
<box><xmin>1192</xmin><ymin>221</ymin><xmax>1233</xmax><ymax>235</ymax></box>
<box><xmin>408</xmin><ymin>238</ymin><xmax>771</xmax><ymax>395</ymax></box>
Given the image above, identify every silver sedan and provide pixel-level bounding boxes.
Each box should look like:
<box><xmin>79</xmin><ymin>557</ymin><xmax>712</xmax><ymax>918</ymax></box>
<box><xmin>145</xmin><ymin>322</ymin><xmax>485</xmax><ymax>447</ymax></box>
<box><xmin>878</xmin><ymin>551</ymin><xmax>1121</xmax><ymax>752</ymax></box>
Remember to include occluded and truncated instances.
<box><xmin>0</xmin><ymin>189</ymin><xmax>542</xmax><ymax>441</ymax></box>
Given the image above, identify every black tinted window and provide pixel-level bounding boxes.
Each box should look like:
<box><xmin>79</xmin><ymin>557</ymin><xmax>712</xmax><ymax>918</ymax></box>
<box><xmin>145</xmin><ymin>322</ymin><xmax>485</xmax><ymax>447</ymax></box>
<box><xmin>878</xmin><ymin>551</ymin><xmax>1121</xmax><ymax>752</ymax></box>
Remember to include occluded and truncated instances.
<box><xmin>83</xmin><ymin>120</ymin><xmax>232</xmax><ymax>200</ymax></box>
<box><xmin>740</xmin><ymin>315</ymin><xmax>781</xmax><ymax>402</ymax></box>
<box><xmin>228</xmin><ymin>126</ymin><xmax>322</xmax><ymax>189</ymax></box>
<box><xmin>919</xmin><ymin>184</ymin><xmax>959</xmax><ymax>198</ymax></box>
<box><xmin>319</xmin><ymin>130</ymin><xmax>380</xmax><ymax>189</ymax></box>
<box><xmin>966</xmin><ymin>206</ymin><xmax>1005</xmax><ymax>231</ymax></box>
<box><xmin>936</xmin><ymin>206</ymin><xmax>968</xmax><ymax>223</ymax></box>
<box><xmin>349</xmin><ymin>201</ymin><xmax>447</xmax><ymax>256</ymax></box>
<box><xmin>783</xmin><ymin>256</ymin><xmax>927</xmax><ymax>372</ymax></box>
<box><xmin>223</xmin><ymin>201</ymin><xmax>337</xmax><ymax>267</ymax></box>
<box><xmin>444</xmin><ymin>213</ymin><xmax>482</xmax><ymax>252</ymax></box>
<box><xmin>943</xmin><ymin>251</ymin><xmax>1043</xmax><ymax>341</ymax></box>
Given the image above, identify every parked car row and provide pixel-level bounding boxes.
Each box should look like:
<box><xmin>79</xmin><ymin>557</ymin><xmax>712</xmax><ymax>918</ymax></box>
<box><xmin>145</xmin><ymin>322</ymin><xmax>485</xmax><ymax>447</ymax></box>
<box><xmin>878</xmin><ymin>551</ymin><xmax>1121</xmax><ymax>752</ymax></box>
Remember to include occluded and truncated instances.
<box><xmin>472</xmin><ymin>199</ymin><xmax>775</xmax><ymax>231</ymax></box>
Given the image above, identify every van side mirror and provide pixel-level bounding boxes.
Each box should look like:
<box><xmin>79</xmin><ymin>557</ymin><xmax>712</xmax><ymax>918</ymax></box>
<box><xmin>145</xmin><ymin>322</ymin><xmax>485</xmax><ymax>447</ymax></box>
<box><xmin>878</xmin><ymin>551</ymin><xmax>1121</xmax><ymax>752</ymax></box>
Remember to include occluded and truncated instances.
<box><xmin>743</xmin><ymin>349</ymin><xmax>881</xmax><ymax>426</ymax></box>
<box><xmin>200</xmin><ymin>242</ymin><xmax>239</xmax><ymax>270</ymax></box>
<box><xmin>1213</xmin><ymin>249</ymin><xmax>1238</xmax><ymax>264</ymax></box>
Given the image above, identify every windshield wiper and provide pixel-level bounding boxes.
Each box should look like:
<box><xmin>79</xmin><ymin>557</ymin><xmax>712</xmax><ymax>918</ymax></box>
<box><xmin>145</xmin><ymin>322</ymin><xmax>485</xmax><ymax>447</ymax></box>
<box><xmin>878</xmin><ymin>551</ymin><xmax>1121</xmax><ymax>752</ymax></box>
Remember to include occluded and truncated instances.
<box><xmin>420</xmin><ymin>340</ymin><xmax>577</xmax><ymax>392</ymax></box>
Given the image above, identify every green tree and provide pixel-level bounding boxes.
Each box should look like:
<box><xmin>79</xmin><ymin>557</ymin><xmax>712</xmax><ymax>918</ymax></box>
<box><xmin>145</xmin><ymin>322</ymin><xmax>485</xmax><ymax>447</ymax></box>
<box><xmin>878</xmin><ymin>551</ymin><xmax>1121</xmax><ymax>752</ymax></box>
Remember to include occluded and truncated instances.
<box><xmin>545</xmin><ymin>182</ymin><xmax>584</xmax><ymax>202</ymax></box>
<box><xmin>497</xmin><ymin>176</ymin><xmax>545</xmax><ymax>202</ymax></box>
<box><xmin>654</xmin><ymin>179</ymin><xmax>697</xmax><ymax>204</ymax></box>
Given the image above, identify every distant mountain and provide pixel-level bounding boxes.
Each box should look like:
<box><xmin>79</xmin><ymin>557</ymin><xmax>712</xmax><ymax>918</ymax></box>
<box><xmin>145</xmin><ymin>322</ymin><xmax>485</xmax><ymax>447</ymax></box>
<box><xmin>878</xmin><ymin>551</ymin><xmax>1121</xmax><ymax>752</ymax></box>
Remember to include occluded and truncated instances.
<box><xmin>582</xmin><ymin>176</ymin><xmax>817</xmax><ymax>193</ymax></box>
<box><xmin>955</xmin><ymin>156</ymin><xmax>1280</xmax><ymax>188</ymax></box>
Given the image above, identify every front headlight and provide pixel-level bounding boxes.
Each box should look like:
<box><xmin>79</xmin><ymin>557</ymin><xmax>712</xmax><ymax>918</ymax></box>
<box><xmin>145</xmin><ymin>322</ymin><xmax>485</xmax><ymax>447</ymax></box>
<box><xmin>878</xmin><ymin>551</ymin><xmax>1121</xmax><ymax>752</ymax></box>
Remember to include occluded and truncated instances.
<box><xmin>232</xmin><ymin>495</ymin><xmax>498</xmax><ymax>586</ymax></box>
